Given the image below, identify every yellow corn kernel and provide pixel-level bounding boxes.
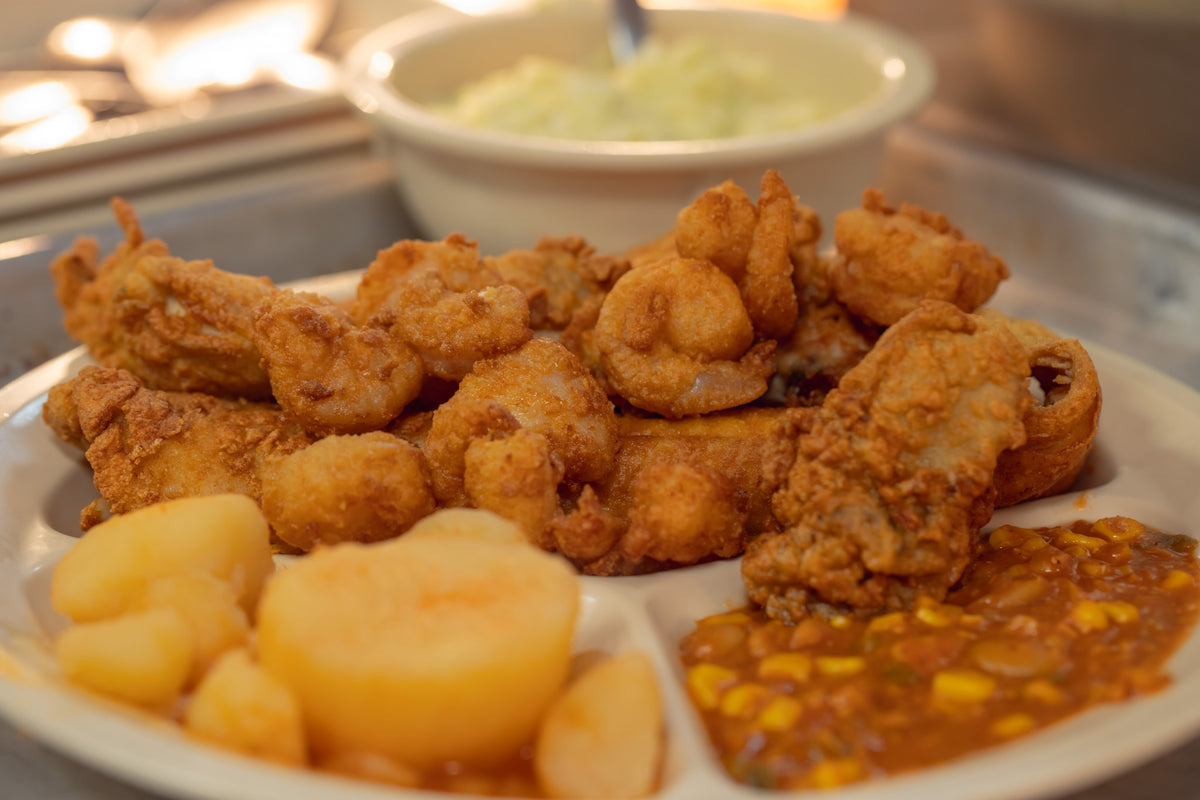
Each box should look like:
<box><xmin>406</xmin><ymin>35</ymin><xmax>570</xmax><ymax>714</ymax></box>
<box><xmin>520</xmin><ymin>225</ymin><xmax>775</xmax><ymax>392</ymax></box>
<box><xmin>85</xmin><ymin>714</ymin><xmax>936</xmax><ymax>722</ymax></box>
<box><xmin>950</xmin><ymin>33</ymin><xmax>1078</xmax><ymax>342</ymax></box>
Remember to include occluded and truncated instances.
<box><xmin>719</xmin><ymin>683</ymin><xmax>770</xmax><ymax>719</ymax></box>
<box><xmin>829</xmin><ymin>614</ymin><xmax>852</xmax><ymax>630</ymax></box>
<box><xmin>932</xmin><ymin>669</ymin><xmax>996</xmax><ymax>703</ymax></box>
<box><xmin>808</xmin><ymin>758</ymin><xmax>865</xmax><ymax>788</ymax></box>
<box><xmin>988</xmin><ymin>525</ymin><xmax>1029</xmax><ymax>549</ymax></box>
<box><xmin>1162</xmin><ymin>570</ymin><xmax>1195</xmax><ymax>590</ymax></box>
<box><xmin>1054</xmin><ymin>532</ymin><xmax>1107</xmax><ymax>551</ymax></box>
<box><xmin>758</xmin><ymin>653</ymin><xmax>813</xmax><ymax>683</ymax></box>
<box><xmin>991</xmin><ymin>712</ymin><xmax>1036</xmax><ymax>738</ymax></box>
<box><xmin>1022</xmin><ymin>678</ymin><xmax>1064</xmax><ymax>705</ymax></box>
<box><xmin>757</xmin><ymin>696</ymin><xmax>804</xmax><ymax>732</ymax></box>
<box><xmin>1067</xmin><ymin>600</ymin><xmax>1109</xmax><ymax>633</ymax></box>
<box><xmin>815</xmin><ymin>656</ymin><xmax>866</xmax><ymax>677</ymax></box>
<box><xmin>866</xmin><ymin>612</ymin><xmax>907</xmax><ymax>634</ymax></box>
<box><xmin>916</xmin><ymin>604</ymin><xmax>957</xmax><ymax>628</ymax></box>
<box><xmin>1092</xmin><ymin>517</ymin><xmax>1144</xmax><ymax>543</ymax></box>
<box><xmin>1018</xmin><ymin>536</ymin><xmax>1049</xmax><ymax>554</ymax></box>
<box><xmin>699</xmin><ymin>612</ymin><xmax>752</xmax><ymax>626</ymax></box>
<box><xmin>1079</xmin><ymin>561</ymin><xmax>1111</xmax><ymax>578</ymax></box>
<box><xmin>958</xmin><ymin>613</ymin><xmax>985</xmax><ymax>628</ymax></box>
<box><xmin>685</xmin><ymin>664</ymin><xmax>737</xmax><ymax>711</ymax></box>
<box><xmin>1064</xmin><ymin>545</ymin><xmax>1090</xmax><ymax>559</ymax></box>
<box><xmin>1099</xmin><ymin>600</ymin><xmax>1140</xmax><ymax>624</ymax></box>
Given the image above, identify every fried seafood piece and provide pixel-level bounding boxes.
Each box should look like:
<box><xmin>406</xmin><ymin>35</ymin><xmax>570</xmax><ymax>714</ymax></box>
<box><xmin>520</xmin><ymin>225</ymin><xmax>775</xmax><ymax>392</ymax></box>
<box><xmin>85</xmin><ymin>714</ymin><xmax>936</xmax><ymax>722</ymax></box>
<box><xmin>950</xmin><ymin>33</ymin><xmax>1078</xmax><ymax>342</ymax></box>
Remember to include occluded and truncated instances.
<box><xmin>42</xmin><ymin>366</ymin><xmax>314</xmax><ymax>530</ymax></box>
<box><xmin>425</xmin><ymin>339</ymin><xmax>619</xmax><ymax>504</ymax></box>
<box><xmin>829</xmin><ymin>189</ymin><xmax>1010</xmax><ymax>327</ymax></box>
<box><xmin>979</xmin><ymin>309</ymin><xmax>1103</xmax><ymax>507</ymax></box>
<box><xmin>742</xmin><ymin>301</ymin><xmax>1032</xmax><ymax>622</ymax></box>
<box><xmin>352</xmin><ymin>234</ymin><xmax>531</xmax><ymax>380</ymax></box>
<box><xmin>252</xmin><ymin>289</ymin><xmax>423</xmax><ymax>435</ymax></box>
<box><xmin>50</xmin><ymin>199</ymin><xmax>275</xmax><ymax>399</ymax></box>
<box><xmin>463</xmin><ymin>428</ymin><xmax>564</xmax><ymax>547</ymax></box>
<box><xmin>260</xmin><ymin>432</ymin><xmax>435</xmax><ymax>551</ymax></box>
<box><xmin>674</xmin><ymin>170</ymin><xmax>802</xmax><ymax>339</ymax></box>
<box><xmin>553</xmin><ymin>408</ymin><xmax>800</xmax><ymax>575</ymax></box>
<box><xmin>625</xmin><ymin>231</ymin><xmax>677</xmax><ymax>270</ymax></box>
<box><xmin>484</xmin><ymin>235</ymin><xmax>631</xmax><ymax>330</ymax></box>
<box><xmin>592</xmin><ymin>258</ymin><xmax>776</xmax><ymax>418</ymax></box>
<box><xmin>771</xmin><ymin>299</ymin><xmax>881</xmax><ymax>408</ymax></box>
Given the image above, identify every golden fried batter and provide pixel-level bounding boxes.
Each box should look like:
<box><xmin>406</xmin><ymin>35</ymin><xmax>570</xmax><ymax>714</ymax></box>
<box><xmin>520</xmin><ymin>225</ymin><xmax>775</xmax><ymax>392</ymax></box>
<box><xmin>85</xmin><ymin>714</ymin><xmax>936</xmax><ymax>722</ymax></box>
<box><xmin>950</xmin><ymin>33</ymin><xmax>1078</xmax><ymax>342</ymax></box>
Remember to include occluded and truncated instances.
<box><xmin>830</xmin><ymin>189</ymin><xmax>1009</xmax><ymax>327</ymax></box>
<box><xmin>43</xmin><ymin>366</ymin><xmax>314</xmax><ymax>530</ymax></box>
<box><xmin>743</xmin><ymin>301</ymin><xmax>1031</xmax><ymax>622</ymax></box>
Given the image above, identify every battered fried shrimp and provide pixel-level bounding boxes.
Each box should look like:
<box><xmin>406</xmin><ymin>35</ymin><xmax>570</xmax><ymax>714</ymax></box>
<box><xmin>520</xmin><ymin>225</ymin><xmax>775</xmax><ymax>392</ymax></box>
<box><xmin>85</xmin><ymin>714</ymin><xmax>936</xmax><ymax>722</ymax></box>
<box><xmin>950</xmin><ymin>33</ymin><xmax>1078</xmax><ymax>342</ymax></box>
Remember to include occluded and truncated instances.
<box><xmin>463</xmin><ymin>428</ymin><xmax>564</xmax><ymax>546</ymax></box>
<box><xmin>547</xmin><ymin>487</ymin><xmax>623</xmax><ymax>565</ymax></box>
<box><xmin>261</xmin><ymin>432</ymin><xmax>435</xmax><ymax>552</ymax></box>
<box><xmin>620</xmin><ymin>460</ymin><xmax>747</xmax><ymax>565</ymax></box>
<box><xmin>445</xmin><ymin>338</ymin><xmax>619</xmax><ymax>483</ymax></box>
<box><xmin>979</xmin><ymin>310</ymin><xmax>1102</xmax><ymax>507</ymax></box>
<box><xmin>50</xmin><ymin>199</ymin><xmax>276</xmax><ymax>399</ymax></box>
<box><xmin>42</xmin><ymin>366</ymin><xmax>314</xmax><ymax>530</ymax></box>
<box><xmin>593</xmin><ymin>258</ymin><xmax>776</xmax><ymax>418</ymax></box>
<box><xmin>484</xmin><ymin>235</ymin><xmax>631</xmax><ymax>330</ymax></box>
<box><xmin>743</xmin><ymin>301</ymin><xmax>1031</xmax><ymax>622</ymax></box>
<box><xmin>675</xmin><ymin>170</ymin><xmax>800</xmax><ymax>339</ymax></box>
<box><xmin>253</xmin><ymin>290</ymin><xmax>423</xmax><ymax>435</ymax></box>
<box><xmin>352</xmin><ymin>234</ymin><xmax>531</xmax><ymax>380</ymax></box>
<box><xmin>829</xmin><ymin>189</ymin><xmax>1010</xmax><ymax>327</ymax></box>
<box><xmin>424</xmin><ymin>398</ymin><xmax>521</xmax><ymax>505</ymax></box>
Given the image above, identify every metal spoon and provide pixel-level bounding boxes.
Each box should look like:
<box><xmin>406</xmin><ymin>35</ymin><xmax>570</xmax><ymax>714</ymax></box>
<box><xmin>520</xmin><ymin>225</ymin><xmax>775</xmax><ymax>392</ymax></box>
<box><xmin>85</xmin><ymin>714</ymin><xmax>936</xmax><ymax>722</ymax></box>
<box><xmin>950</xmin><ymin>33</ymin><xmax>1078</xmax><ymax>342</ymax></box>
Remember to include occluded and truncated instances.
<box><xmin>609</xmin><ymin>0</ymin><xmax>647</xmax><ymax>65</ymax></box>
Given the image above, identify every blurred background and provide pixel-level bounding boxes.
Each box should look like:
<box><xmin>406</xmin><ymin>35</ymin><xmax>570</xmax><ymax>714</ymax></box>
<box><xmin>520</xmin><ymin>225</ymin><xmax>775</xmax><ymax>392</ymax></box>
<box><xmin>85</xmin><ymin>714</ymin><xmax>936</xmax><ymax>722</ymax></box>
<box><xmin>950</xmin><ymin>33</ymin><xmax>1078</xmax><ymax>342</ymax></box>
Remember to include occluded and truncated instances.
<box><xmin>2</xmin><ymin>0</ymin><xmax>1199</xmax><ymax>388</ymax></box>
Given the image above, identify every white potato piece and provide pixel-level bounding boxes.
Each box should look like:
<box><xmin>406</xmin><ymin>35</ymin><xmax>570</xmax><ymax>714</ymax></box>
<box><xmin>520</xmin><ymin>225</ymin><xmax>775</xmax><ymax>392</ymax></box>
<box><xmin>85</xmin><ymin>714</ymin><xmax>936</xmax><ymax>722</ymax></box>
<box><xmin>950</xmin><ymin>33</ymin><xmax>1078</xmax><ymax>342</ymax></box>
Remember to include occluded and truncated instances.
<box><xmin>256</xmin><ymin>536</ymin><xmax>579</xmax><ymax>768</ymax></box>
<box><xmin>51</xmin><ymin>494</ymin><xmax>274</xmax><ymax>623</ymax></box>
<box><xmin>55</xmin><ymin>607</ymin><xmax>193</xmax><ymax>710</ymax></box>
<box><xmin>403</xmin><ymin>507</ymin><xmax>528</xmax><ymax>546</ymax></box>
<box><xmin>535</xmin><ymin>651</ymin><xmax>664</xmax><ymax>799</ymax></box>
<box><xmin>136</xmin><ymin>573</ymin><xmax>250</xmax><ymax>685</ymax></box>
<box><xmin>184</xmin><ymin>649</ymin><xmax>307</xmax><ymax>767</ymax></box>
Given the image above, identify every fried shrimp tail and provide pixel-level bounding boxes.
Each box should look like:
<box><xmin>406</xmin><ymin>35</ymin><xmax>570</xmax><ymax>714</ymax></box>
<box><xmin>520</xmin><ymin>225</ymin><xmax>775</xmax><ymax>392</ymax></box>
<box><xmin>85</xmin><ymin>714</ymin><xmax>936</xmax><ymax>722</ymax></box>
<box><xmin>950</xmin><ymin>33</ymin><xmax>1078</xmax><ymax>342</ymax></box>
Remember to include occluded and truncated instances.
<box><xmin>593</xmin><ymin>258</ymin><xmax>775</xmax><ymax>418</ymax></box>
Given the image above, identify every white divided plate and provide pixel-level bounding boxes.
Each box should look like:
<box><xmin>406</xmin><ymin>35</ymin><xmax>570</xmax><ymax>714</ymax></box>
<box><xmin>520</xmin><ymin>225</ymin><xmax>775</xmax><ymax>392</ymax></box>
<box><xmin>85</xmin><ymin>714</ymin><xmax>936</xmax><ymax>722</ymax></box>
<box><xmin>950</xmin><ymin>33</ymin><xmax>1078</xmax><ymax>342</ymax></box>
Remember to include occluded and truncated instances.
<box><xmin>2</xmin><ymin>270</ymin><xmax>1200</xmax><ymax>800</ymax></box>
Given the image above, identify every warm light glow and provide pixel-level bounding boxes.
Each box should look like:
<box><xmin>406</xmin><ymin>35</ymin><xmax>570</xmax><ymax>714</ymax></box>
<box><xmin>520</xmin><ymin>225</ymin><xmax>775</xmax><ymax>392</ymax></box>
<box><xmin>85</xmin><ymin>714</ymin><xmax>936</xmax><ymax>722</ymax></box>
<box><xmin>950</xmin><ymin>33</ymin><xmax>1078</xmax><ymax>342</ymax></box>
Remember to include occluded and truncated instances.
<box><xmin>0</xmin><ymin>81</ymin><xmax>78</xmax><ymax>127</ymax></box>
<box><xmin>641</xmin><ymin>0</ymin><xmax>846</xmax><ymax>19</ymax></box>
<box><xmin>0</xmin><ymin>236</ymin><xmax>51</xmax><ymax>261</ymax></box>
<box><xmin>0</xmin><ymin>105</ymin><xmax>92</xmax><ymax>153</ymax></box>
<box><xmin>123</xmin><ymin>0</ymin><xmax>332</xmax><ymax>104</ymax></box>
<box><xmin>270</xmin><ymin>52</ymin><xmax>337</xmax><ymax>91</ymax></box>
<box><xmin>367</xmin><ymin>51</ymin><xmax>395</xmax><ymax>81</ymax></box>
<box><xmin>882</xmin><ymin>57</ymin><xmax>906</xmax><ymax>79</ymax></box>
<box><xmin>56</xmin><ymin>18</ymin><xmax>117</xmax><ymax>60</ymax></box>
<box><xmin>433</xmin><ymin>0</ymin><xmax>536</xmax><ymax>14</ymax></box>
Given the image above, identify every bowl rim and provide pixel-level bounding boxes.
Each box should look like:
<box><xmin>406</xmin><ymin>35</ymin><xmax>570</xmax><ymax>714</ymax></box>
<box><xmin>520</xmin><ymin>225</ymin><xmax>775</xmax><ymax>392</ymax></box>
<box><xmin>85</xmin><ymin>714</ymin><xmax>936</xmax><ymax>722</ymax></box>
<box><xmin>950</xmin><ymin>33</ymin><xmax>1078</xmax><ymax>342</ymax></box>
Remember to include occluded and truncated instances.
<box><xmin>340</xmin><ymin>5</ymin><xmax>936</xmax><ymax>172</ymax></box>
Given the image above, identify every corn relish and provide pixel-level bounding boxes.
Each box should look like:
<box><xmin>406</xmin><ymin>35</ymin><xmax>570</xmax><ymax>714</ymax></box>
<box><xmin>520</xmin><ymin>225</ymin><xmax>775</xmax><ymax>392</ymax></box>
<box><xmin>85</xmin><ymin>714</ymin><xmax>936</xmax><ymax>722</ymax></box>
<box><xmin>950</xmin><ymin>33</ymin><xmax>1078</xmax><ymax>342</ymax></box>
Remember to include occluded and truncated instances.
<box><xmin>679</xmin><ymin>517</ymin><xmax>1200</xmax><ymax>789</ymax></box>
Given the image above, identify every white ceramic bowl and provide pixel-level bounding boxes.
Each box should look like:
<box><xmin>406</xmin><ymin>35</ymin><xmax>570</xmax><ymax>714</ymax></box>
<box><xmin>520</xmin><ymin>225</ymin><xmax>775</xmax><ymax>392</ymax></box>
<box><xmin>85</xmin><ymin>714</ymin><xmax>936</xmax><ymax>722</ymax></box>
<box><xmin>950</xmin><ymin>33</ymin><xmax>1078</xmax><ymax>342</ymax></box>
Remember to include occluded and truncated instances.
<box><xmin>341</xmin><ymin>4</ymin><xmax>934</xmax><ymax>255</ymax></box>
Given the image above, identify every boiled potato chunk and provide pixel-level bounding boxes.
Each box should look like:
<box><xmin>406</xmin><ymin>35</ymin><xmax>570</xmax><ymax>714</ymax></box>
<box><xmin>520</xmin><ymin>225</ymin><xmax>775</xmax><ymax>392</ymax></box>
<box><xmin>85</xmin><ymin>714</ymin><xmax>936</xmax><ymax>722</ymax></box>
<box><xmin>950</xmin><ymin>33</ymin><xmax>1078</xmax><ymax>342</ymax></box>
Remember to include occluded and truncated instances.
<box><xmin>184</xmin><ymin>649</ymin><xmax>307</xmax><ymax>766</ymax></box>
<box><xmin>403</xmin><ymin>508</ymin><xmax>528</xmax><ymax>547</ymax></box>
<box><xmin>136</xmin><ymin>573</ymin><xmax>250</xmax><ymax>685</ymax></box>
<box><xmin>535</xmin><ymin>651</ymin><xmax>664</xmax><ymax>799</ymax></box>
<box><xmin>55</xmin><ymin>607</ymin><xmax>192</xmax><ymax>709</ymax></box>
<box><xmin>51</xmin><ymin>494</ymin><xmax>274</xmax><ymax>623</ymax></box>
<box><xmin>256</xmin><ymin>535</ymin><xmax>578</xmax><ymax>768</ymax></box>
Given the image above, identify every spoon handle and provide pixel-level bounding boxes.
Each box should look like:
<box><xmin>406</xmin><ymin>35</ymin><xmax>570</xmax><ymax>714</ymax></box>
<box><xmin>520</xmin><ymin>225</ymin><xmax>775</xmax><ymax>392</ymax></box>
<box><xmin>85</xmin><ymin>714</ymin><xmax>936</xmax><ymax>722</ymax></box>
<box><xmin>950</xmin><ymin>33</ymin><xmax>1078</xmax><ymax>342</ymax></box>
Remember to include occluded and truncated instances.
<box><xmin>610</xmin><ymin>0</ymin><xmax>648</xmax><ymax>64</ymax></box>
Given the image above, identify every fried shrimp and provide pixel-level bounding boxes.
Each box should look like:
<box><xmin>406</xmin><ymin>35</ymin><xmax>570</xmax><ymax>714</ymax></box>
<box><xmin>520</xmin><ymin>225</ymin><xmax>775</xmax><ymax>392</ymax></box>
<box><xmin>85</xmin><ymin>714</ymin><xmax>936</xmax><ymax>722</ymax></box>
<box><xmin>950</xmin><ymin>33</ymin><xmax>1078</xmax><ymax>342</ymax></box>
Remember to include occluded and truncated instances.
<box><xmin>484</xmin><ymin>235</ymin><xmax>631</xmax><ymax>331</ymax></box>
<box><xmin>424</xmin><ymin>398</ymin><xmax>521</xmax><ymax>505</ymax></box>
<box><xmin>50</xmin><ymin>198</ymin><xmax>275</xmax><ymax>399</ymax></box>
<box><xmin>830</xmin><ymin>189</ymin><xmax>1010</xmax><ymax>327</ymax></box>
<box><xmin>674</xmin><ymin>170</ymin><xmax>800</xmax><ymax>339</ymax></box>
<box><xmin>593</xmin><ymin>258</ymin><xmax>775</xmax><ymax>418</ymax></box>
<box><xmin>261</xmin><ymin>432</ymin><xmax>435</xmax><ymax>551</ymax></box>
<box><xmin>252</xmin><ymin>290</ymin><xmax>424</xmax><ymax>435</ymax></box>
<box><xmin>436</xmin><ymin>338</ymin><xmax>619</xmax><ymax>485</ymax></box>
<box><xmin>352</xmin><ymin>234</ymin><xmax>531</xmax><ymax>380</ymax></box>
<box><xmin>463</xmin><ymin>428</ymin><xmax>564</xmax><ymax>546</ymax></box>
